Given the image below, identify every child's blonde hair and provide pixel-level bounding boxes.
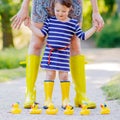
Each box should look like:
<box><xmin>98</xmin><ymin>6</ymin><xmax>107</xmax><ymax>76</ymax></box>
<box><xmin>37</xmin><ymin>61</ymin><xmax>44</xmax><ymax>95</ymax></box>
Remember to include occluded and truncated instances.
<box><xmin>54</xmin><ymin>0</ymin><xmax>72</xmax><ymax>8</ymax></box>
<box><xmin>48</xmin><ymin>0</ymin><xmax>72</xmax><ymax>16</ymax></box>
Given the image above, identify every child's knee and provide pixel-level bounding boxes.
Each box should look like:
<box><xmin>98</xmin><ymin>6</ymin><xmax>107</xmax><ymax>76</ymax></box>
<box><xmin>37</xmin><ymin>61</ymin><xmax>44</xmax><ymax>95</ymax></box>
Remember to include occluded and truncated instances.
<box><xmin>59</xmin><ymin>71</ymin><xmax>68</xmax><ymax>80</ymax></box>
<box><xmin>46</xmin><ymin>70</ymin><xmax>56</xmax><ymax>80</ymax></box>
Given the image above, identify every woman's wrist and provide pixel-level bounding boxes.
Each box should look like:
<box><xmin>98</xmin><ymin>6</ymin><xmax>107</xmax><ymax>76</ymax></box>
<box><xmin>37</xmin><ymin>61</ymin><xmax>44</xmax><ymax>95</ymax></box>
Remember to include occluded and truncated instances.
<box><xmin>21</xmin><ymin>0</ymin><xmax>30</xmax><ymax>10</ymax></box>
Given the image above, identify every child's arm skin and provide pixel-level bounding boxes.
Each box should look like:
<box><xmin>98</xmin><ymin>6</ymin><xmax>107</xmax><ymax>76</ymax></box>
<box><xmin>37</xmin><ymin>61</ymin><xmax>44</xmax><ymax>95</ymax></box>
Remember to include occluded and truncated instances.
<box><xmin>85</xmin><ymin>26</ymin><xmax>97</xmax><ymax>40</ymax></box>
<box><xmin>24</xmin><ymin>18</ymin><xmax>45</xmax><ymax>38</ymax></box>
<box><xmin>76</xmin><ymin>21</ymin><xmax>97</xmax><ymax>41</ymax></box>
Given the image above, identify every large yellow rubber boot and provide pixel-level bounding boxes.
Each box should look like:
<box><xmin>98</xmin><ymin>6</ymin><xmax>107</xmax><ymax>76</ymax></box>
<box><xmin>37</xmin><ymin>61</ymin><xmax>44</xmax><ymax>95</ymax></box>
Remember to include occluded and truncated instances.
<box><xmin>60</xmin><ymin>81</ymin><xmax>71</xmax><ymax>109</ymax></box>
<box><xmin>43</xmin><ymin>80</ymin><xmax>54</xmax><ymax>109</ymax></box>
<box><xmin>70</xmin><ymin>55</ymin><xmax>96</xmax><ymax>109</ymax></box>
<box><xmin>24</xmin><ymin>55</ymin><xmax>40</xmax><ymax>109</ymax></box>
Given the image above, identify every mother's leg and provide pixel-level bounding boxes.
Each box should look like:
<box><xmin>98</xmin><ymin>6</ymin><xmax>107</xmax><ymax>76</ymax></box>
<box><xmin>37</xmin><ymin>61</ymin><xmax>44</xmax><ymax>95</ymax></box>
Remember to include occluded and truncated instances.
<box><xmin>70</xmin><ymin>0</ymin><xmax>96</xmax><ymax>109</ymax></box>
<box><xmin>24</xmin><ymin>0</ymin><xmax>51</xmax><ymax>109</ymax></box>
<box><xmin>70</xmin><ymin>36</ymin><xmax>96</xmax><ymax>109</ymax></box>
<box><xmin>24</xmin><ymin>22</ymin><xmax>45</xmax><ymax>108</ymax></box>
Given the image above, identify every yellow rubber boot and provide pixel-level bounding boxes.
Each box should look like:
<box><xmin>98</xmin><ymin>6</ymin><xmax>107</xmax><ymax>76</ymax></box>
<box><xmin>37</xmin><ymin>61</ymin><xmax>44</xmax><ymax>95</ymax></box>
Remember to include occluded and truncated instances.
<box><xmin>24</xmin><ymin>55</ymin><xmax>40</xmax><ymax>109</ymax></box>
<box><xmin>60</xmin><ymin>81</ymin><xmax>72</xmax><ymax>109</ymax></box>
<box><xmin>70</xmin><ymin>55</ymin><xmax>96</xmax><ymax>109</ymax></box>
<box><xmin>43</xmin><ymin>80</ymin><xmax>54</xmax><ymax>109</ymax></box>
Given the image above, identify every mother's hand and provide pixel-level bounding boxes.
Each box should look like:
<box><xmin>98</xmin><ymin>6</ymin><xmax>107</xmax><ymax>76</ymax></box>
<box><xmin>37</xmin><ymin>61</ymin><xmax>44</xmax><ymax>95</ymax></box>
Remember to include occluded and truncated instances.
<box><xmin>92</xmin><ymin>12</ymin><xmax>104</xmax><ymax>32</ymax></box>
<box><xmin>11</xmin><ymin>8</ymin><xmax>29</xmax><ymax>29</ymax></box>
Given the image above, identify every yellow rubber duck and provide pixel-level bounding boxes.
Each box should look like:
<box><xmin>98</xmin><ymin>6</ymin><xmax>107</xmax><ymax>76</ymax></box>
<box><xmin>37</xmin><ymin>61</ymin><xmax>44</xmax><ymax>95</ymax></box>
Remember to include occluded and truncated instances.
<box><xmin>64</xmin><ymin>105</ymin><xmax>74</xmax><ymax>115</ymax></box>
<box><xmin>80</xmin><ymin>104</ymin><xmax>90</xmax><ymax>115</ymax></box>
<box><xmin>100</xmin><ymin>104</ymin><xmax>110</xmax><ymax>115</ymax></box>
<box><xmin>46</xmin><ymin>104</ymin><xmax>58</xmax><ymax>115</ymax></box>
<box><xmin>30</xmin><ymin>103</ymin><xmax>42</xmax><ymax>114</ymax></box>
<box><xmin>10</xmin><ymin>102</ymin><xmax>22</xmax><ymax>114</ymax></box>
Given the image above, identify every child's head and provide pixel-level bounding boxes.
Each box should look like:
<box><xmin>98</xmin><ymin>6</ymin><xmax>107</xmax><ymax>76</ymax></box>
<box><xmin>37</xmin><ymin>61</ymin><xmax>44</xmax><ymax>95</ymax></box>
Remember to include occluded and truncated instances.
<box><xmin>53</xmin><ymin>0</ymin><xmax>72</xmax><ymax>21</ymax></box>
<box><xmin>54</xmin><ymin>0</ymin><xmax>72</xmax><ymax>8</ymax></box>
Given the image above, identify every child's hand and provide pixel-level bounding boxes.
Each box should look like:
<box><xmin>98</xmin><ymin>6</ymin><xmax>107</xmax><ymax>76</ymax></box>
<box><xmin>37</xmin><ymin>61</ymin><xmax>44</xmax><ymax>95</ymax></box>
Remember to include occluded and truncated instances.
<box><xmin>93</xmin><ymin>21</ymin><xmax>97</xmax><ymax>31</ymax></box>
<box><xmin>24</xmin><ymin>17</ymin><xmax>31</xmax><ymax>29</ymax></box>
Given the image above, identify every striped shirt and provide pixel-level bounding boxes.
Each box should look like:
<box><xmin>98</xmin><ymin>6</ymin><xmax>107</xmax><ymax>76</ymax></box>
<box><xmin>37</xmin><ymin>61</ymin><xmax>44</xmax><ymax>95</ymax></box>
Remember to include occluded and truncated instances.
<box><xmin>41</xmin><ymin>17</ymin><xmax>85</xmax><ymax>71</ymax></box>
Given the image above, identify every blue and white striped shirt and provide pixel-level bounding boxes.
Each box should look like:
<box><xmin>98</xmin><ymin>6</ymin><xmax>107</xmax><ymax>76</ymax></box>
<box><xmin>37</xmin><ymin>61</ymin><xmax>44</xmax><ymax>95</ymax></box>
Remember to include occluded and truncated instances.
<box><xmin>41</xmin><ymin>17</ymin><xmax>85</xmax><ymax>71</ymax></box>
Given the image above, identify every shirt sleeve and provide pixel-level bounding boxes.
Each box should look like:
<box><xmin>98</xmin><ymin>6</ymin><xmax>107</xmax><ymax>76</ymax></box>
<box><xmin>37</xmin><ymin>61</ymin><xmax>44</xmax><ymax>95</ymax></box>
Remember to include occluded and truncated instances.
<box><xmin>75</xmin><ymin>23</ymin><xmax>85</xmax><ymax>40</ymax></box>
<box><xmin>41</xmin><ymin>18</ymin><xmax>49</xmax><ymax>36</ymax></box>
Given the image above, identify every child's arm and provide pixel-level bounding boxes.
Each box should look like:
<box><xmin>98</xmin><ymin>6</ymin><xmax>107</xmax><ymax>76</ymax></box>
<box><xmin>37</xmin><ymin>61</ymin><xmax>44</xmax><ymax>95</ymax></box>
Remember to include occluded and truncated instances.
<box><xmin>30</xmin><ymin>25</ymin><xmax>45</xmax><ymax>38</ymax></box>
<box><xmin>24</xmin><ymin>18</ymin><xmax>45</xmax><ymax>38</ymax></box>
<box><xmin>75</xmin><ymin>23</ymin><xmax>97</xmax><ymax>40</ymax></box>
<box><xmin>84</xmin><ymin>26</ymin><xmax>97</xmax><ymax>40</ymax></box>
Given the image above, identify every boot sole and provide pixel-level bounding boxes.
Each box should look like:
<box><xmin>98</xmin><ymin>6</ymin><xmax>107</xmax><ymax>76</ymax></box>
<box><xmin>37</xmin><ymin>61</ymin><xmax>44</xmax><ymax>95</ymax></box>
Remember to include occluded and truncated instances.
<box><xmin>75</xmin><ymin>104</ymin><xmax>96</xmax><ymax>109</ymax></box>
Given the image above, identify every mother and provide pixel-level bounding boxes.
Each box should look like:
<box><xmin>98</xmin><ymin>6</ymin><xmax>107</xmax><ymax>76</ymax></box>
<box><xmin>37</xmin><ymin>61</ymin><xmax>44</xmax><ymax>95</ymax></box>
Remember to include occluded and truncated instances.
<box><xmin>11</xmin><ymin>0</ymin><xmax>104</xmax><ymax>109</ymax></box>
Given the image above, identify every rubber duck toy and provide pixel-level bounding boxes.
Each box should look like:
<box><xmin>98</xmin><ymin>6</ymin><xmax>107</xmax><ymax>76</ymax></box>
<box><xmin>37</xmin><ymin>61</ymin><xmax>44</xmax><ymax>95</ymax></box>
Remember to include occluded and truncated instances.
<box><xmin>80</xmin><ymin>104</ymin><xmax>90</xmax><ymax>115</ymax></box>
<box><xmin>46</xmin><ymin>104</ymin><xmax>58</xmax><ymax>115</ymax></box>
<box><xmin>100</xmin><ymin>104</ymin><xmax>110</xmax><ymax>115</ymax></box>
<box><xmin>64</xmin><ymin>105</ymin><xmax>74</xmax><ymax>115</ymax></box>
<box><xmin>30</xmin><ymin>103</ymin><xmax>42</xmax><ymax>114</ymax></box>
<box><xmin>10</xmin><ymin>102</ymin><xmax>22</xmax><ymax>114</ymax></box>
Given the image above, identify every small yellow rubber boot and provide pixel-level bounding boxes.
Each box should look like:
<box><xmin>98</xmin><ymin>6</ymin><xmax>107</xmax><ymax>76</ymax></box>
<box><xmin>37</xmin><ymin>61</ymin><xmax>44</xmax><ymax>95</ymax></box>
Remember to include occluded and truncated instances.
<box><xmin>60</xmin><ymin>81</ymin><xmax>73</xmax><ymax>109</ymax></box>
<box><xmin>70</xmin><ymin>55</ymin><xmax>96</xmax><ymax>109</ymax></box>
<box><xmin>24</xmin><ymin>55</ymin><xmax>40</xmax><ymax>109</ymax></box>
<box><xmin>43</xmin><ymin>80</ymin><xmax>54</xmax><ymax>109</ymax></box>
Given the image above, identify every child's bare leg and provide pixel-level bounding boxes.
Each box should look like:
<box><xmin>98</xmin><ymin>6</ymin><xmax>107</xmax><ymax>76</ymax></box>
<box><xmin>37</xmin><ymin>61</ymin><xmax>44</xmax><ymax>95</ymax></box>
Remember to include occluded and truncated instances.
<box><xmin>43</xmin><ymin>70</ymin><xmax>56</xmax><ymax>109</ymax></box>
<box><xmin>59</xmin><ymin>71</ymin><xmax>73</xmax><ymax>109</ymax></box>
